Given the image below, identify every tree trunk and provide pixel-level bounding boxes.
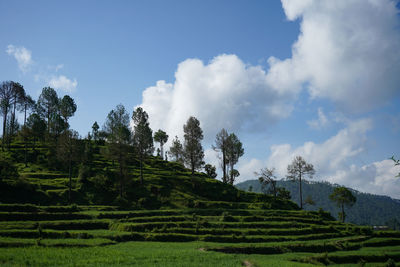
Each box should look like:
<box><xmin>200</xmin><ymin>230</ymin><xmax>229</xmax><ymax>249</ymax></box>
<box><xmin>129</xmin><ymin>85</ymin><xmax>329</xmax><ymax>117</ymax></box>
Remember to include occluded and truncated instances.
<box><xmin>2</xmin><ymin>107</ymin><xmax>7</xmax><ymax>151</ymax></box>
<box><xmin>299</xmin><ymin>172</ymin><xmax>303</xmax><ymax>209</ymax></box>
<box><xmin>140</xmin><ymin>152</ymin><xmax>143</xmax><ymax>184</ymax></box>
<box><xmin>341</xmin><ymin>202</ymin><xmax>345</xmax><ymax>223</ymax></box>
<box><xmin>160</xmin><ymin>142</ymin><xmax>164</xmax><ymax>160</ymax></box>
<box><xmin>222</xmin><ymin>147</ymin><xmax>226</xmax><ymax>183</ymax></box>
<box><xmin>68</xmin><ymin>157</ymin><xmax>72</xmax><ymax>205</ymax></box>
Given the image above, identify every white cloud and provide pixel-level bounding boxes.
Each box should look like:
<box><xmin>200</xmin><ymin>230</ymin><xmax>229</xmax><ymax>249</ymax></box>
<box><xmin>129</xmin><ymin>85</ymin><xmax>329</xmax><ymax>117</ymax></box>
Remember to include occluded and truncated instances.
<box><xmin>48</xmin><ymin>75</ymin><xmax>77</xmax><ymax>93</ymax></box>
<box><xmin>139</xmin><ymin>54</ymin><xmax>296</xmax><ymax>144</ymax></box>
<box><xmin>6</xmin><ymin>45</ymin><xmax>33</xmax><ymax>73</ymax></box>
<box><xmin>267</xmin><ymin>0</ymin><xmax>400</xmax><ymax>112</ymax></box>
<box><xmin>307</xmin><ymin>107</ymin><xmax>328</xmax><ymax>129</ymax></box>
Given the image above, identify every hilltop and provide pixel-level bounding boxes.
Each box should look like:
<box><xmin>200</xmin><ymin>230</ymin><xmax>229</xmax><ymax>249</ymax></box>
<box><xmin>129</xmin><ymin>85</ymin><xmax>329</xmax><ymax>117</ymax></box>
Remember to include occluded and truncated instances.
<box><xmin>237</xmin><ymin>179</ymin><xmax>400</xmax><ymax>227</ymax></box>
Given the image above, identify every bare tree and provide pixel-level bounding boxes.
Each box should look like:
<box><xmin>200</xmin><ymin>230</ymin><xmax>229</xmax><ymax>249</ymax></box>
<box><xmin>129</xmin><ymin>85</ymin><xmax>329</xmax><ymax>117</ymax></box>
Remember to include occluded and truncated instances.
<box><xmin>256</xmin><ymin>167</ymin><xmax>278</xmax><ymax>198</ymax></box>
<box><xmin>0</xmin><ymin>81</ymin><xmax>14</xmax><ymax>150</ymax></box>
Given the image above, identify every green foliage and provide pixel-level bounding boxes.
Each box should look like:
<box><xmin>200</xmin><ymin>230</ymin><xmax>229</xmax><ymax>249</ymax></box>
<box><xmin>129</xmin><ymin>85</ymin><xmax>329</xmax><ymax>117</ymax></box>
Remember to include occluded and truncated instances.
<box><xmin>0</xmin><ymin>156</ymin><xmax>19</xmax><ymax>181</ymax></box>
<box><xmin>204</xmin><ymin>164</ymin><xmax>217</xmax><ymax>178</ymax></box>
<box><xmin>183</xmin><ymin>116</ymin><xmax>204</xmax><ymax>175</ymax></box>
<box><xmin>330</xmin><ymin>186</ymin><xmax>356</xmax><ymax>223</ymax></box>
<box><xmin>225</xmin><ymin>133</ymin><xmax>244</xmax><ymax>185</ymax></box>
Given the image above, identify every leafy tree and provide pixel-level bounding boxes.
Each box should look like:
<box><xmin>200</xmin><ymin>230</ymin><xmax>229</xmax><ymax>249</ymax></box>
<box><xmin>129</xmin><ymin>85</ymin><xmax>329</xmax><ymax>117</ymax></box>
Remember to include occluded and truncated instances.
<box><xmin>57</xmin><ymin>129</ymin><xmax>80</xmax><ymax>204</ymax></box>
<box><xmin>132</xmin><ymin>107</ymin><xmax>154</xmax><ymax>184</ymax></box>
<box><xmin>229</xmin><ymin>169</ymin><xmax>240</xmax><ymax>184</ymax></box>
<box><xmin>213</xmin><ymin>129</ymin><xmax>229</xmax><ymax>183</ymax></box>
<box><xmin>277</xmin><ymin>187</ymin><xmax>291</xmax><ymax>200</ymax></box>
<box><xmin>26</xmin><ymin>113</ymin><xmax>46</xmax><ymax>150</ymax></box>
<box><xmin>9</xmin><ymin>82</ymin><xmax>25</xmax><ymax>145</ymax></box>
<box><xmin>92</xmin><ymin>121</ymin><xmax>99</xmax><ymax>142</ymax></box>
<box><xmin>329</xmin><ymin>186</ymin><xmax>356</xmax><ymax>223</ymax></box>
<box><xmin>103</xmin><ymin>105</ymin><xmax>131</xmax><ymax>196</ymax></box>
<box><xmin>183</xmin><ymin>116</ymin><xmax>204</xmax><ymax>176</ymax></box>
<box><xmin>256</xmin><ymin>167</ymin><xmax>277</xmax><ymax>198</ymax></box>
<box><xmin>37</xmin><ymin>87</ymin><xmax>58</xmax><ymax>136</ymax></box>
<box><xmin>169</xmin><ymin>136</ymin><xmax>184</xmax><ymax>163</ymax></box>
<box><xmin>226</xmin><ymin>133</ymin><xmax>244</xmax><ymax>184</ymax></box>
<box><xmin>304</xmin><ymin>195</ymin><xmax>315</xmax><ymax>206</ymax></box>
<box><xmin>154</xmin><ymin>129</ymin><xmax>168</xmax><ymax>160</ymax></box>
<box><xmin>286</xmin><ymin>156</ymin><xmax>315</xmax><ymax>209</ymax></box>
<box><xmin>204</xmin><ymin>164</ymin><xmax>217</xmax><ymax>178</ymax></box>
<box><xmin>21</xmin><ymin>94</ymin><xmax>35</xmax><ymax>127</ymax></box>
<box><xmin>0</xmin><ymin>81</ymin><xmax>14</xmax><ymax>150</ymax></box>
<box><xmin>59</xmin><ymin>95</ymin><xmax>77</xmax><ymax>129</ymax></box>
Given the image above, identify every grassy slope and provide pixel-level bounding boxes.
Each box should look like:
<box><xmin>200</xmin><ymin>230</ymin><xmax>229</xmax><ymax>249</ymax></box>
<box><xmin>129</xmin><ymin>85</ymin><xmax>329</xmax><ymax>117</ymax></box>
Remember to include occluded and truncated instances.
<box><xmin>1</xmin><ymin>140</ymin><xmax>400</xmax><ymax>266</ymax></box>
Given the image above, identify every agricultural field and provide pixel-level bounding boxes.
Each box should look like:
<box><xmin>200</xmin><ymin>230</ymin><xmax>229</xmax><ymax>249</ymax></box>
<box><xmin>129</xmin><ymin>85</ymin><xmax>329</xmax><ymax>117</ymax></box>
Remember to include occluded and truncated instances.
<box><xmin>0</xmin><ymin>204</ymin><xmax>399</xmax><ymax>266</ymax></box>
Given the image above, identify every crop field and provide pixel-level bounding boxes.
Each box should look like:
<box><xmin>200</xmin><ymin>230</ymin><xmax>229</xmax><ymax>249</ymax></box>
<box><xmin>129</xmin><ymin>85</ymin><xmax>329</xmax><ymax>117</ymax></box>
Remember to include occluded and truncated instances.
<box><xmin>0</xmin><ymin>204</ymin><xmax>399</xmax><ymax>266</ymax></box>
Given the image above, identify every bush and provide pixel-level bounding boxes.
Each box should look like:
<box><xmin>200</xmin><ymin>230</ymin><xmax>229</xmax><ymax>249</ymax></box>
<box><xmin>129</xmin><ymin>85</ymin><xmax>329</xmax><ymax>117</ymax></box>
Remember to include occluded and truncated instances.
<box><xmin>0</xmin><ymin>157</ymin><xmax>19</xmax><ymax>181</ymax></box>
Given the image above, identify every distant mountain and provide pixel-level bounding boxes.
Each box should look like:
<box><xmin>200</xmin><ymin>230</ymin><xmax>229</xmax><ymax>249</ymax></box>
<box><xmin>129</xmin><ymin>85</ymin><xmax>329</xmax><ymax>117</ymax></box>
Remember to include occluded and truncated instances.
<box><xmin>236</xmin><ymin>179</ymin><xmax>400</xmax><ymax>227</ymax></box>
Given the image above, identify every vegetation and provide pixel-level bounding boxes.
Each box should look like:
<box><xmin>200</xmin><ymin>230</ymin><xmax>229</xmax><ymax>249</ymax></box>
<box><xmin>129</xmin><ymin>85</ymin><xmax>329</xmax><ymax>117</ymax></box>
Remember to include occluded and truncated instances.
<box><xmin>287</xmin><ymin>156</ymin><xmax>315</xmax><ymax>209</ymax></box>
<box><xmin>237</xmin><ymin>179</ymin><xmax>400</xmax><ymax>226</ymax></box>
<box><xmin>330</xmin><ymin>186</ymin><xmax>356</xmax><ymax>223</ymax></box>
<box><xmin>183</xmin><ymin>116</ymin><xmax>204</xmax><ymax>176</ymax></box>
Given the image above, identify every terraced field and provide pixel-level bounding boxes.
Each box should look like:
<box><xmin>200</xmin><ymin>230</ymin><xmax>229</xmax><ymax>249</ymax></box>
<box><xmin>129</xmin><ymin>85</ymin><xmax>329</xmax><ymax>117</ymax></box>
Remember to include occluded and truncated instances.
<box><xmin>1</xmin><ymin>204</ymin><xmax>399</xmax><ymax>266</ymax></box>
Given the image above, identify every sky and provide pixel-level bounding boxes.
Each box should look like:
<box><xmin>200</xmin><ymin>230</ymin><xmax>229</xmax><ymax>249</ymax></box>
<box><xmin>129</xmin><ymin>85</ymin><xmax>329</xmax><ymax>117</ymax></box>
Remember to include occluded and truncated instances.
<box><xmin>1</xmin><ymin>0</ymin><xmax>400</xmax><ymax>198</ymax></box>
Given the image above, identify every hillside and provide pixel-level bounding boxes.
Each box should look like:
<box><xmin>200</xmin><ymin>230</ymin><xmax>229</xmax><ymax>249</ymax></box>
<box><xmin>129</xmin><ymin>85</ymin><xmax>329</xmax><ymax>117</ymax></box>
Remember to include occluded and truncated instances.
<box><xmin>236</xmin><ymin>179</ymin><xmax>400</xmax><ymax>227</ymax></box>
<box><xmin>0</xmin><ymin>139</ymin><xmax>296</xmax><ymax>211</ymax></box>
<box><xmin>1</xmin><ymin>139</ymin><xmax>400</xmax><ymax>266</ymax></box>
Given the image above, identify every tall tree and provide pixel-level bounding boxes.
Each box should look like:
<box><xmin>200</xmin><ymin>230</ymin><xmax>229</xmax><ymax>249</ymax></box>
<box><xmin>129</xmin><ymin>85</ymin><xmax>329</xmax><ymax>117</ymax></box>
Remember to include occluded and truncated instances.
<box><xmin>256</xmin><ymin>167</ymin><xmax>278</xmax><ymax>198</ymax></box>
<box><xmin>169</xmin><ymin>136</ymin><xmax>184</xmax><ymax>163</ymax></box>
<box><xmin>329</xmin><ymin>186</ymin><xmax>356</xmax><ymax>223</ymax></box>
<box><xmin>37</xmin><ymin>87</ymin><xmax>58</xmax><ymax>136</ymax></box>
<box><xmin>286</xmin><ymin>156</ymin><xmax>315</xmax><ymax>209</ymax></box>
<box><xmin>92</xmin><ymin>121</ymin><xmax>100</xmax><ymax>142</ymax></box>
<box><xmin>59</xmin><ymin>95</ymin><xmax>77</xmax><ymax>129</ymax></box>
<box><xmin>183</xmin><ymin>116</ymin><xmax>204</xmax><ymax>175</ymax></box>
<box><xmin>132</xmin><ymin>107</ymin><xmax>153</xmax><ymax>184</ymax></box>
<box><xmin>226</xmin><ymin>133</ymin><xmax>244</xmax><ymax>184</ymax></box>
<box><xmin>154</xmin><ymin>129</ymin><xmax>168</xmax><ymax>160</ymax></box>
<box><xmin>21</xmin><ymin>94</ymin><xmax>35</xmax><ymax>127</ymax></box>
<box><xmin>9</xmin><ymin>82</ymin><xmax>25</xmax><ymax>145</ymax></box>
<box><xmin>213</xmin><ymin>129</ymin><xmax>229</xmax><ymax>183</ymax></box>
<box><xmin>57</xmin><ymin>129</ymin><xmax>80</xmax><ymax>204</ymax></box>
<box><xmin>26</xmin><ymin>113</ymin><xmax>46</xmax><ymax>150</ymax></box>
<box><xmin>0</xmin><ymin>81</ymin><xmax>14</xmax><ymax>150</ymax></box>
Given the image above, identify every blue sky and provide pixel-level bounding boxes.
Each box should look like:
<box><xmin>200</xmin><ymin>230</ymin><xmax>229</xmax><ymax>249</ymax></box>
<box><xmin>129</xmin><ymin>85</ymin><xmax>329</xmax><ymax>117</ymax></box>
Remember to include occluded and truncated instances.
<box><xmin>1</xmin><ymin>0</ymin><xmax>400</xmax><ymax>198</ymax></box>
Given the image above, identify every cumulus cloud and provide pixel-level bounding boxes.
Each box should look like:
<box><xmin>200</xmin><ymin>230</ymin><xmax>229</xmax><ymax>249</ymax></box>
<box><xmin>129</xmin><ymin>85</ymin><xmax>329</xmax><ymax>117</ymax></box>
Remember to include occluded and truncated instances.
<box><xmin>48</xmin><ymin>75</ymin><xmax>78</xmax><ymax>93</ymax></box>
<box><xmin>6</xmin><ymin>45</ymin><xmax>33</xmax><ymax>73</ymax></box>
<box><xmin>307</xmin><ymin>107</ymin><xmax>328</xmax><ymax>129</ymax></box>
<box><xmin>267</xmin><ymin>0</ymin><xmax>400</xmax><ymax>112</ymax></box>
<box><xmin>140</xmin><ymin>54</ymin><xmax>295</xmax><ymax>143</ymax></box>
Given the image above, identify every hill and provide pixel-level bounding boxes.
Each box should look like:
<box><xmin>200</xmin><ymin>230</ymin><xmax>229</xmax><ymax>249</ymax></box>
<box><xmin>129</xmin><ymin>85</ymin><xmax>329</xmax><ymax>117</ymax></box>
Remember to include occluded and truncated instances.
<box><xmin>236</xmin><ymin>179</ymin><xmax>400</xmax><ymax>227</ymax></box>
<box><xmin>1</xmin><ymin>139</ymin><xmax>400</xmax><ymax>266</ymax></box>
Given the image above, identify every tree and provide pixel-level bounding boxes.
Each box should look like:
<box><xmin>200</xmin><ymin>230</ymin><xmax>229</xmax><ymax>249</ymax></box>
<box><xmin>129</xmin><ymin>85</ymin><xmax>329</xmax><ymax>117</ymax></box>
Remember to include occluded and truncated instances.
<box><xmin>169</xmin><ymin>136</ymin><xmax>184</xmax><ymax>163</ymax></box>
<box><xmin>104</xmin><ymin>105</ymin><xmax>131</xmax><ymax>197</ymax></box>
<box><xmin>183</xmin><ymin>116</ymin><xmax>204</xmax><ymax>176</ymax></box>
<box><xmin>154</xmin><ymin>129</ymin><xmax>168</xmax><ymax>160</ymax></box>
<box><xmin>226</xmin><ymin>133</ymin><xmax>244</xmax><ymax>185</ymax></box>
<box><xmin>329</xmin><ymin>186</ymin><xmax>356</xmax><ymax>223</ymax></box>
<box><xmin>57</xmin><ymin>129</ymin><xmax>80</xmax><ymax>204</ymax></box>
<box><xmin>204</xmin><ymin>164</ymin><xmax>217</xmax><ymax>178</ymax></box>
<box><xmin>37</xmin><ymin>87</ymin><xmax>58</xmax><ymax>136</ymax></box>
<box><xmin>132</xmin><ymin>107</ymin><xmax>153</xmax><ymax>184</ymax></box>
<box><xmin>92</xmin><ymin>121</ymin><xmax>100</xmax><ymax>142</ymax></box>
<box><xmin>286</xmin><ymin>156</ymin><xmax>315</xmax><ymax>209</ymax></box>
<box><xmin>213</xmin><ymin>129</ymin><xmax>229</xmax><ymax>183</ymax></box>
<box><xmin>0</xmin><ymin>81</ymin><xmax>14</xmax><ymax>150</ymax></box>
<box><xmin>9</xmin><ymin>82</ymin><xmax>25</xmax><ymax>146</ymax></box>
<box><xmin>277</xmin><ymin>187</ymin><xmax>291</xmax><ymax>200</ymax></box>
<box><xmin>26</xmin><ymin>113</ymin><xmax>46</xmax><ymax>150</ymax></box>
<box><xmin>256</xmin><ymin>167</ymin><xmax>278</xmax><ymax>198</ymax></box>
<box><xmin>59</xmin><ymin>95</ymin><xmax>77</xmax><ymax>129</ymax></box>
<box><xmin>229</xmin><ymin>169</ymin><xmax>240</xmax><ymax>184</ymax></box>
